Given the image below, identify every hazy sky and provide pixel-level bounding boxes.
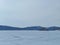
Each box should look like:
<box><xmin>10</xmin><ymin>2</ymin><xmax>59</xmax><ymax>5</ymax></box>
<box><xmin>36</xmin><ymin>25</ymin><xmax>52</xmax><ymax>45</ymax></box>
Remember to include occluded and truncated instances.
<box><xmin>0</xmin><ymin>0</ymin><xmax>60</xmax><ymax>27</ymax></box>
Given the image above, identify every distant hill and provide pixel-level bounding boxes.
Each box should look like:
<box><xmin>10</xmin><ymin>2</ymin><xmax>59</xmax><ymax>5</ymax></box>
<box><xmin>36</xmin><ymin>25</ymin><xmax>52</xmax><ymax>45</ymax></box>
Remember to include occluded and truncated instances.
<box><xmin>23</xmin><ymin>26</ymin><xmax>47</xmax><ymax>30</ymax></box>
<box><xmin>0</xmin><ymin>25</ymin><xmax>22</xmax><ymax>30</ymax></box>
<box><xmin>0</xmin><ymin>25</ymin><xmax>46</xmax><ymax>30</ymax></box>
<box><xmin>0</xmin><ymin>25</ymin><xmax>60</xmax><ymax>31</ymax></box>
<box><xmin>47</xmin><ymin>26</ymin><xmax>60</xmax><ymax>31</ymax></box>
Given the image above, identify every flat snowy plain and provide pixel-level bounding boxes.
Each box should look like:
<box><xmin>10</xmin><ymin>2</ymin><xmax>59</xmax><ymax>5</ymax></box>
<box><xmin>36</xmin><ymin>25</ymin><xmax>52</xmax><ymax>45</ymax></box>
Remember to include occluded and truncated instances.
<box><xmin>0</xmin><ymin>30</ymin><xmax>60</xmax><ymax>45</ymax></box>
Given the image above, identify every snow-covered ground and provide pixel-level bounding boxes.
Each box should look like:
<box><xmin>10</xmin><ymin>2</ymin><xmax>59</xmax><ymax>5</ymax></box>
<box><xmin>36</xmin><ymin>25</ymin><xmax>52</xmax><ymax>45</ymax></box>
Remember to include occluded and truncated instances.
<box><xmin>0</xmin><ymin>30</ymin><xmax>60</xmax><ymax>45</ymax></box>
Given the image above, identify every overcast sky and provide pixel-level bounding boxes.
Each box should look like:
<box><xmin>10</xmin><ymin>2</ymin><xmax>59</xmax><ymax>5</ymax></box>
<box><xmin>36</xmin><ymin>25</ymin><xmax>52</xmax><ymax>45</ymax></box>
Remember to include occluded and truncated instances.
<box><xmin>0</xmin><ymin>0</ymin><xmax>60</xmax><ymax>27</ymax></box>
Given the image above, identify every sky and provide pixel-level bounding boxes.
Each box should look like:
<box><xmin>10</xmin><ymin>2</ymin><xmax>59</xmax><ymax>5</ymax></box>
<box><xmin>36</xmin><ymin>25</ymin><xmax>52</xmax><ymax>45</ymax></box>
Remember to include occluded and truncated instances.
<box><xmin>0</xmin><ymin>0</ymin><xmax>60</xmax><ymax>27</ymax></box>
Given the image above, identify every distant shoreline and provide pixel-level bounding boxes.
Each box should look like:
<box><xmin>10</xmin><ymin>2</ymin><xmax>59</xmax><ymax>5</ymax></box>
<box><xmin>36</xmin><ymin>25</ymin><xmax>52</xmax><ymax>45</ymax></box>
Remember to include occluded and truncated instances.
<box><xmin>0</xmin><ymin>25</ymin><xmax>60</xmax><ymax>31</ymax></box>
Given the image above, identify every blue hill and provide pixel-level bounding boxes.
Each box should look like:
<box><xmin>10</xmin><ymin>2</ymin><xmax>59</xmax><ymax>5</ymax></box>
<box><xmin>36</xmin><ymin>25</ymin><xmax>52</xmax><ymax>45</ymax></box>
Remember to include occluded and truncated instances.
<box><xmin>0</xmin><ymin>25</ymin><xmax>22</xmax><ymax>30</ymax></box>
<box><xmin>0</xmin><ymin>25</ymin><xmax>46</xmax><ymax>30</ymax></box>
<box><xmin>23</xmin><ymin>26</ymin><xmax>47</xmax><ymax>30</ymax></box>
<box><xmin>47</xmin><ymin>26</ymin><xmax>60</xmax><ymax>31</ymax></box>
<box><xmin>0</xmin><ymin>25</ymin><xmax>60</xmax><ymax>31</ymax></box>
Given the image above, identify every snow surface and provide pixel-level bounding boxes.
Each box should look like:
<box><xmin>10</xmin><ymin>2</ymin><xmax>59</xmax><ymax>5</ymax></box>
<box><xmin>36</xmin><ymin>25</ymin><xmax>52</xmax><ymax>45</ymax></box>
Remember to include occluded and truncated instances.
<box><xmin>0</xmin><ymin>30</ymin><xmax>60</xmax><ymax>45</ymax></box>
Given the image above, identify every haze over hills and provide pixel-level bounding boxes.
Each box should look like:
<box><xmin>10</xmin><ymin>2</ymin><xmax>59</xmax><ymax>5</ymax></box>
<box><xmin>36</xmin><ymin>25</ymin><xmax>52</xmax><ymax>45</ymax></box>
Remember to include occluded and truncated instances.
<box><xmin>0</xmin><ymin>25</ymin><xmax>60</xmax><ymax>31</ymax></box>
